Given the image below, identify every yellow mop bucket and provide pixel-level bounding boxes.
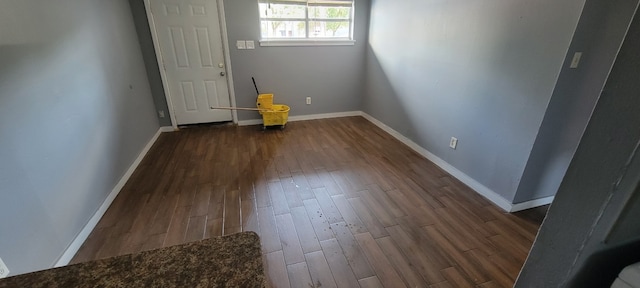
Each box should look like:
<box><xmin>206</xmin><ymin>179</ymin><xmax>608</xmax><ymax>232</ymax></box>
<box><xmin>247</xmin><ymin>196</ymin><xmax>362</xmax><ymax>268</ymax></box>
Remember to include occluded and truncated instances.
<box><xmin>211</xmin><ymin>78</ymin><xmax>290</xmax><ymax>129</ymax></box>
<box><xmin>257</xmin><ymin>93</ymin><xmax>273</xmax><ymax>110</ymax></box>
<box><xmin>257</xmin><ymin>93</ymin><xmax>289</xmax><ymax>128</ymax></box>
<box><xmin>261</xmin><ymin>104</ymin><xmax>290</xmax><ymax>127</ymax></box>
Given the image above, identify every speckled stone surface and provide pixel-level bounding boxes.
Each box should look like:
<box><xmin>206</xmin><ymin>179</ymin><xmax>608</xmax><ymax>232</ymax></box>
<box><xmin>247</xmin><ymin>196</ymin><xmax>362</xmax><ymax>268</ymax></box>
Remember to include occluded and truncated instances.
<box><xmin>0</xmin><ymin>232</ymin><xmax>265</xmax><ymax>288</ymax></box>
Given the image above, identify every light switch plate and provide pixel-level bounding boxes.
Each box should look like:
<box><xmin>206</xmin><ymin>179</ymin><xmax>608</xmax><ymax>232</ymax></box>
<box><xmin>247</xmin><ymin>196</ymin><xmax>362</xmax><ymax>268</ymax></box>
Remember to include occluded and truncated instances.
<box><xmin>246</xmin><ymin>40</ymin><xmax>255</xmax><ymax>49</ymax></box>
<box><xmin>236</xmin><ymin>40</ymin><xmax>246</xmax><ymax>50</ymax></box>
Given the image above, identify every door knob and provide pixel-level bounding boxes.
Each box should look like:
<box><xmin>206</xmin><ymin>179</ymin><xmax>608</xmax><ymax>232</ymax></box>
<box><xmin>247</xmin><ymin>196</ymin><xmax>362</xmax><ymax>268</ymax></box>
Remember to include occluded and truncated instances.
<box><xmin>220</xmin><ymin>71</ymin><xmax>226</xmax><ymax>76</ymax></box>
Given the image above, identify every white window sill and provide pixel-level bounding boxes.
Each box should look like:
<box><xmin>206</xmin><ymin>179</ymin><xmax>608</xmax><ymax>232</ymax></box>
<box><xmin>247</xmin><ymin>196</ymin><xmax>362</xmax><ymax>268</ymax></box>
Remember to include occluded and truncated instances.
<box><xmin>259</xmin><ymin>39</ymin><xmax>356</xmax><ymax>47</ymax></box>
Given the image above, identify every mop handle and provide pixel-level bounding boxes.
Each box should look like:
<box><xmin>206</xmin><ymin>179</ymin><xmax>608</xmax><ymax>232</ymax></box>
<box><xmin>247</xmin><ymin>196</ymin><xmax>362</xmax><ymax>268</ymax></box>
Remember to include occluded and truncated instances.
<box><xmin>252</xmin><ymin>77</ymin><xmax>260</xmax><ymax>96</ymax></box>
<box><xmin>211</xmin><ymin>106</ymin><xmax>268</xmax><ymax>111</ymax></box>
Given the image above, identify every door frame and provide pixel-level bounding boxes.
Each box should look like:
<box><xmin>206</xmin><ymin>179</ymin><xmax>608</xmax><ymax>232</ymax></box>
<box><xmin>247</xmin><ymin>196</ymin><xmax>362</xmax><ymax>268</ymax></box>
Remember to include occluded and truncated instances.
<box><xmin>143</xmin><ymin>0</ymin><xmax>238</xmax><ymax>129</ymax></box>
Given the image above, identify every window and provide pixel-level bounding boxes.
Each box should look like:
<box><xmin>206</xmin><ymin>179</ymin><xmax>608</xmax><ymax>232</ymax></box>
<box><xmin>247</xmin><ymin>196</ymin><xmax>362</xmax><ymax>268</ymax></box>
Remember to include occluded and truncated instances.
<box><xmin>258</xmin><ymin>0</ymin><xmax>355</xmax><ymax>46</ymax></box>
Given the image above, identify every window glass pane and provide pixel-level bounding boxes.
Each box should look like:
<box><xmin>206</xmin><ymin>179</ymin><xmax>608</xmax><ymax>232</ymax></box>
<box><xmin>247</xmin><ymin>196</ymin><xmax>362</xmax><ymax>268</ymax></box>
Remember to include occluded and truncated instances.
<box><xmin>261</xmin><ymin>20</ymin><xmax>306</xmax><ymax>38</ymax></box>
<box><xmin>258</xmin><ymin>3</ymin><xmax>306</xmax><ymax>19</ymax></box>
<box><xmin>259</xmin><ymin>1</ymin><xmax>354</xmax><ymax>41</ymax></box>
<box><xmin>309</xmin><ymin>21</ymin><xmax>350</xmax><ymax>38</ymax></box>
<box><xmin>308</xmin><ymin>6</ymin><xmax>350</xmax><ymax>19</ymax></box>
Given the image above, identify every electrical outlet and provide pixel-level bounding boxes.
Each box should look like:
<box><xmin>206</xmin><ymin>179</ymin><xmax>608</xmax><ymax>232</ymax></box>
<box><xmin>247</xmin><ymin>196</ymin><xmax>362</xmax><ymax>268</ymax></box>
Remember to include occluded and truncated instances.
<box><xmin>0</xmin><ymin>257</ymin><xmax>9</xmax><ymax>278</ymax></box>
<box><xmin>449</xmin><ymin>137</ymin><xmax>458</xmax><ymax>149</ymax></box>
<box><xmin>158</xmin><ymin>110</ymin><xmax>165</xmax><ymax>118</ymax></box>
<box><xmin>570</xmin><ymin>52</ymin><xmax>582</xmax><ymax>68</ymax></box>
<box><xmin>306</xmin><ymin>97</ymin><xmax>311</xmax><ymax>105</ymax></box>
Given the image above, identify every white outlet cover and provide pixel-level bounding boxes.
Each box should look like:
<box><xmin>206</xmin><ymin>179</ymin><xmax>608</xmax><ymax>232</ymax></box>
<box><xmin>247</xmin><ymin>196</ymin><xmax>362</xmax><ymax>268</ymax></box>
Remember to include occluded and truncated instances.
<box><xmin>449</xmin><ymin>137</ymin><xmax>458</xmax><ymax>149</ymax></box>
<box><xmin>236</xmin><ymin>40</ymin><xmax>246</xmax><ymax>50</ymax></box>
<box><xmin>570</xmin><ymin>52</ymin><xmax>582</xmax><ymax>68</ymax></box>
<box><xmin>246</xmin><ymin>41</ymin><xmax>255</xmax><ymax>49</ymax></box>
<box><xmin>0</xmin><ymin>257</ymin><xmax>9</xmax><ymax>278</ymax></box>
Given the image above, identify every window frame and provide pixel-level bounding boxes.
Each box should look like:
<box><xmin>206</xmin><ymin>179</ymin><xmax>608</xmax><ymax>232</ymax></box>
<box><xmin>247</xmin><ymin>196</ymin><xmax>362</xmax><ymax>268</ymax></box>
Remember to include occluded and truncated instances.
<box><xmin>258</xmin><ymin>0</ymin><xmax>356</xmax><ymax>47</ymax></box>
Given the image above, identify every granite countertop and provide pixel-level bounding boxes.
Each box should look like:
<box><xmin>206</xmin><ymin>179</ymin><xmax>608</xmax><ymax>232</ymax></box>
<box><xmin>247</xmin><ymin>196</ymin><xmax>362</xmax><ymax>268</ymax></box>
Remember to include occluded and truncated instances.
<box><xmin>0</xmin><ymin>232</ymin><xmax>266</xmax><ymax>288</ymax></box>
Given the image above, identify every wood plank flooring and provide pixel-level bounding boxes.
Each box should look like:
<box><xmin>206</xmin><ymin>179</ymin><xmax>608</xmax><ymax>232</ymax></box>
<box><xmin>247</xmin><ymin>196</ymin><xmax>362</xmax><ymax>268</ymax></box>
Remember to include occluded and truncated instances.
<box><xmin>71</xmin><ymin>116</ymin><xmax>548</xmax><ymax>288</ymax></box>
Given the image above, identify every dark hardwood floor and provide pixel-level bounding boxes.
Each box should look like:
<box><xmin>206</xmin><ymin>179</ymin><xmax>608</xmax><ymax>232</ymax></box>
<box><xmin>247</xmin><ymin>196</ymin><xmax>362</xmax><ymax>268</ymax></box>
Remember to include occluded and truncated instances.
<box><xmin>71</xmin><ymin>116</ymin><xmax>548</xmax><ymax>288</ymax></box>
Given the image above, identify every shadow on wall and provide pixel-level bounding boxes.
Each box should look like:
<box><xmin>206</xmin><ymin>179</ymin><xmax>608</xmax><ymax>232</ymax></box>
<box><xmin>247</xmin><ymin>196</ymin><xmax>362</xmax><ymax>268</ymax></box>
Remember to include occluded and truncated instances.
<box><xmin>362</xmin><ymin>44</ymin><xmax>417</xmax><ymax>139</ymax></box>
<box><xmin>512</xmin><ymin>0</ymin><xmax>640</xmax><ymax>204</ymax></box>
<box><xmin>569</xmin><ymin>236</ymin><xmax>640</xmax><ymax>287</ymax></box>
<box><xmin>128</xmin><ymin>0</ymin><xmax>171</xmax><ymax>127</ymax></box>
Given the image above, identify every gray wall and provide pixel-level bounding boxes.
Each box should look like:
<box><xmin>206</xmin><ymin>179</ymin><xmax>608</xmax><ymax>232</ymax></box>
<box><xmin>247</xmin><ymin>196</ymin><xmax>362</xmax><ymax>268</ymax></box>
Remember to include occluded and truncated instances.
<box><xmin>513</xmin><ymin>0</ymin><xmax>640</xmax><ymax>204</ymax></box>
<box><xmin>223</xmin><ymin>0</ymin><xmax>369</xmax><ymax>121</ymax></box>
<box><xmin>130</xmin><ymin>0</ymin><xmax>369</xmax><ymax>124</ymax></box>
<box><xmin>129</xmin><ymin>0</ymin><xmax>172</xmax><ymax>127</ymax></box>
<box><xmin>0</xmin><ymin>0</ymin><xmax>159</xmax><ymax>275</ymax></box>
<box><xmin>516</xmin><ymin>4</ymin><xmax>640</xmax><ymax>285</ymax></box>
<box><xmin>363</xmin><ymin>0</ymin><xmax>585</xmax><ymax>201</ymax></box>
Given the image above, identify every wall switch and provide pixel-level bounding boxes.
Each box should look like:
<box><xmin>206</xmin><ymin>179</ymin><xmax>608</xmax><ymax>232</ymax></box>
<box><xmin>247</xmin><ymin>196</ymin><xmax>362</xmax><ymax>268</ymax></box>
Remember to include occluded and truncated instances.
<box><xmin>236</xmin><ymin>40</ymin><xmax>246</xmax><ymax>50</ymax></box>
<box><xmin>158</xmin><ymin>110</ymin><xmax>165</xmax><ymax>118</ymax></box>
<box><xmin>246</xmin><ymin>41</ymin><xmax>255</xmax><ymax>49</ymax></box>
<box><xmin>306</xmin><ymin>97</ymin><xmax>311</xmax><ymax>105</ymax></box>
<box><xmin>449</xmin><ymin>137</ymin><xmax>458</xmax><ymax>149</ymax></box>
<box><xmin>0</xmin><ymin>257</ymin><xmax>9</xmax><ymax>278</ymax></box>
<box><xmin>570</xmin><ymin>52</ymin><xmax>582</xmax><ymax>68</ymax></box>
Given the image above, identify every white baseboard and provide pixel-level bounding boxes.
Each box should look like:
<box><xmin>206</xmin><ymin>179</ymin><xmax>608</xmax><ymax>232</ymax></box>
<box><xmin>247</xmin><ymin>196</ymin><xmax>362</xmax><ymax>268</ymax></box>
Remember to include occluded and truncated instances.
<box><xmin>510</xmin><ymin>196</ymin><xmax>555</xmax><ymax>212</ymax></box>
<box><xmin>237</xmin><ymin>111</ymin><xmax>361</xmax><ymax>126</ymax></box>
<box><xmin>54</xmin><ymin>126</ymin><xmax>171</xmax><ymax>267</ymax></box>
<box><xmin>159</xmin><ymin>126</ymin><xmax>176</xmax><ymax>132</ymax></box>
<box><xmin>288</xmin><ymin>111</ymin><xmax>361</xmax><ymax>122</ymax></box>
<box><xmin>237</xmin><ymin>119</ymin><xmax>263</xmax><ymax>126</ymax></box>
<box><xmin>359</xmin><ymin>112</ymin><xmax>518</xmax><ymax>212</ymax></box>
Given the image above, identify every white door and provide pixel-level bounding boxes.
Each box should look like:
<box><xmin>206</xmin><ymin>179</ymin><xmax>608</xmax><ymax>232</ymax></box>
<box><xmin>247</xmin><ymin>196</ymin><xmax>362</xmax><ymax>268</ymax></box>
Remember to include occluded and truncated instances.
<box><xmin>149</xmin><ymin>0</ymin><xmax>232</xmax><ymax>125</ymax></box>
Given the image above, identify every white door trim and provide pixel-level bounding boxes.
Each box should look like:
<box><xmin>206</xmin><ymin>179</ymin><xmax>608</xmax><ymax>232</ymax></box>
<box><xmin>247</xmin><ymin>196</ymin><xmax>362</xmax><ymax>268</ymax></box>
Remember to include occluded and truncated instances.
<box><xmin>144</xmin><ymin>0</ymin><xmax>178</xmax><ymax>129</ymax></box>
<box><xmin>218</xmin><ymin>0</ymin><xmax>238</xmax><ymax>124</ymax></box>
<box><xmin>143</xmin><ymin>0</ymin><xmax>238</xmax><ymax>128</ymax></box>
